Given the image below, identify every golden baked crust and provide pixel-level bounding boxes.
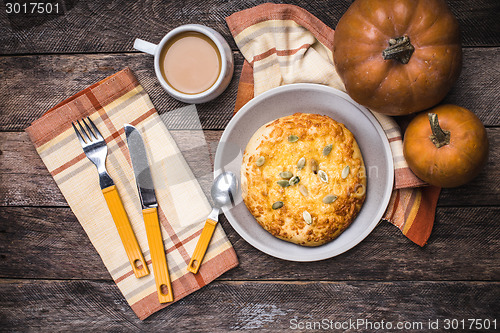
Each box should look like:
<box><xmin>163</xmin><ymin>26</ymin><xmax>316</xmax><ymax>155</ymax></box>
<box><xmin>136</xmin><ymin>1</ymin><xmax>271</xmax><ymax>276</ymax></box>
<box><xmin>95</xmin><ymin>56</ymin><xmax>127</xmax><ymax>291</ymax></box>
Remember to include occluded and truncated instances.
<box><xmin>241</xmin><ymin>113</ymin><xmax>366</xmax><ymax>246</ymax></box>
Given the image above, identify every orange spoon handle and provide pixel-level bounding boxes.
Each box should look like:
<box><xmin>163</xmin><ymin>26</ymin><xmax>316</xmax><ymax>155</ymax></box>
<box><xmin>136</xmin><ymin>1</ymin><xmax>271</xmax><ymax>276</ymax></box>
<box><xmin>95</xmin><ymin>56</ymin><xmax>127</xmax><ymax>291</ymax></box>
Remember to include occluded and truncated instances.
<box><xmin>102</xmin><ymin>185</ymin><xmax>149</xmax><ymax>278</ymax></box>
<box><xmin>143</xmin><ymin>207</ymin><xmax>174</xmax><ymax>303</ymax></box>
<box><xmin>187</xmin><ymin>218</ymin><xmax>218</xmax><ymax>274</ymax></box>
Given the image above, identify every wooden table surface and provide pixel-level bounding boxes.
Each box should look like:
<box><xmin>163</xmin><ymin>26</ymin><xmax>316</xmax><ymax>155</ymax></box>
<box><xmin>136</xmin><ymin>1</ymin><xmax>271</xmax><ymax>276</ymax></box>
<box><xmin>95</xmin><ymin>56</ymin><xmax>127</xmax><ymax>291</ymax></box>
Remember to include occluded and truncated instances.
<box><xmin>1</xmin><ymin>1</ymin><xmax>499</xmax><ymax>331</ymax></box>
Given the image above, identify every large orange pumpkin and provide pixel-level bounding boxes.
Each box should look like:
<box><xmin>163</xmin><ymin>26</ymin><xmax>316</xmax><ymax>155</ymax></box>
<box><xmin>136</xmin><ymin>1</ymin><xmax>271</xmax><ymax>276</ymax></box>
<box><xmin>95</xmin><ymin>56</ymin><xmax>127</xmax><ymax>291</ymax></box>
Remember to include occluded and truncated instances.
<box><xmin>403</xmin><ymin>105</ymin><xmax>488</xmax><ymax>188</ymax></box>
<box><xmin>333</xmin><ymin>0</ymin><xmax>462</xmax><ymax>115</ymax></box>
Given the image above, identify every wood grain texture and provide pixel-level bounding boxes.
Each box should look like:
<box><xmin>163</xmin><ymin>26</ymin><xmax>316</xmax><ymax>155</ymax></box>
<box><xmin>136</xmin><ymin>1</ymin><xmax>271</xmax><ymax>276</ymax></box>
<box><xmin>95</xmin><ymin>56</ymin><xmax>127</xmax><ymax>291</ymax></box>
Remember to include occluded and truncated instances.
<box><xmin>1</xmin><ymin>129</ymin><xmax>498</xmax><ymax>208</ymax></box>
<box><xmin>0</xmin><ymin>53</ymin><xmax>240</xmax><ymax>131</ymax></box>
<box><xmin>1</xmin><ymin>206</ymin><xmax>498</xmax><ymax>281</ymax></box>
<box><xmin>0</xmin><ymin>0</ymin><xmax>498</xmax><ymax>56</ymax></box>
<box><xmin>0</xmin><ymin>279</ymin><xmax>498</xmax><ymax>331</ymax></box>
<box><xmin>1</xmin><ymin>49</ymin><xmax>498</xmax><ymax>131</ymax></box>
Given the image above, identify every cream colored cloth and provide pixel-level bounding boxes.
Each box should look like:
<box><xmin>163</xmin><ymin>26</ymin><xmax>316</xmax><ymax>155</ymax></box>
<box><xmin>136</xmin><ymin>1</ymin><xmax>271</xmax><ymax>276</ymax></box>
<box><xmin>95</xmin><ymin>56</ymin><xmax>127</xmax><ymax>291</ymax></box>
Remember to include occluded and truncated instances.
<box><xmin>26</xmin><ymin>68</ymin><xmax>238</xmax><ymax>319</ymax></box>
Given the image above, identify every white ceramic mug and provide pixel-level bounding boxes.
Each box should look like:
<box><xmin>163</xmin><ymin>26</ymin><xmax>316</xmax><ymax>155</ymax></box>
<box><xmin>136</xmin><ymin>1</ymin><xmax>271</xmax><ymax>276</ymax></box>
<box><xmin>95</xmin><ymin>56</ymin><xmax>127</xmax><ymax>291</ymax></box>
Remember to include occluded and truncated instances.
<box><xmin>134</xmin><ymin>24</ymin><xmax>234</xmax><ymax>104</ymax></box>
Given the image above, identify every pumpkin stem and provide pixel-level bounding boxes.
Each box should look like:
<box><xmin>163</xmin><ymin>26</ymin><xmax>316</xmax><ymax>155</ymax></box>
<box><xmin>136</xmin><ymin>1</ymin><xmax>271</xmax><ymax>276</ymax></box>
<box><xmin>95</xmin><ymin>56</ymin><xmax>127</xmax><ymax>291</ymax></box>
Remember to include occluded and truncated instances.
<box><xmin>428</xmin><ymin>113</ymin><xmax>450</xmax><ymax>148</ymax></box>
<box><xmin>382</xmin><ymin>36</ymin><xmax>415</xmax><ymax>64</ymax></box>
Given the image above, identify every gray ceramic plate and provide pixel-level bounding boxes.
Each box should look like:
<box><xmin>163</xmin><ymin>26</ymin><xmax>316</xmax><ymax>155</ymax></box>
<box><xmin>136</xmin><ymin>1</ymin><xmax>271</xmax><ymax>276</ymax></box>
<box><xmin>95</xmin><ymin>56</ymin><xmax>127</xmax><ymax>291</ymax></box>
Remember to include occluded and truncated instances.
<box><xmin>214</xmin><ymin>84</ymin><xmax>394</xmax><ymax>261</ymax></box>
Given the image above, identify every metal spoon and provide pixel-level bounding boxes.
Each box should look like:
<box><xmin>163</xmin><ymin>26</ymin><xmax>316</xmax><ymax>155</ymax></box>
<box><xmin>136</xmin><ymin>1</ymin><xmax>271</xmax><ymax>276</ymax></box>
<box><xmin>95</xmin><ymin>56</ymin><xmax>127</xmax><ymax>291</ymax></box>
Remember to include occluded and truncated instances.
<box><xmin>187</xmin><ymin>171</ymin><xmax>238</xmax><ymax>274</ymax></box>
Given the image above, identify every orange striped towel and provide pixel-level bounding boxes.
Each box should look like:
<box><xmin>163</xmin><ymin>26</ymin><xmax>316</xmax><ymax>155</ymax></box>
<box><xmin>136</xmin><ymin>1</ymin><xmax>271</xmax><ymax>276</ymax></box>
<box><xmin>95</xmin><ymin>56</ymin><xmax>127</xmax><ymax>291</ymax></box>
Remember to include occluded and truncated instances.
<box><xmin>25</xmin><ymin>68</ymin><xmax>238</xmax><ymax>320</ymax></box>
<box><xmin>226</xmin><ymin>3</ymin><xmax>441</xmax><ymax>246</ymax></box>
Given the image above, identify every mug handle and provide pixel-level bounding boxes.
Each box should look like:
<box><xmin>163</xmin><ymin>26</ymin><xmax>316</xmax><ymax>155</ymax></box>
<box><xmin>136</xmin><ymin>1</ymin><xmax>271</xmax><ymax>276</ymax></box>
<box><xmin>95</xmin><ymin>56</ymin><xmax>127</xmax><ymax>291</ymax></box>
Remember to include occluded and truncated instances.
<box><xmin>134</xmin><ymin>38</ymin><xmax>157</xmax><ymax>55</ymax></box>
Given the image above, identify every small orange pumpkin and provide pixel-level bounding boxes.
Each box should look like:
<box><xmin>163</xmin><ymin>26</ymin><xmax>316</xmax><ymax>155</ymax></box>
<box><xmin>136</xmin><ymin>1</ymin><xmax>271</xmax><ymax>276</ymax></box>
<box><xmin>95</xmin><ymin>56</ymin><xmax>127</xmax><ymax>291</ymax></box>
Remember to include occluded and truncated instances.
<box><xmin>333</xmin><ymin>0</ymin><xmax>462</xmax><ymax>115</ymax></box>
<box><xmin>403</xmin><ymin>105</ymin><xmax>488</xmax><ymax>187</ymax></box>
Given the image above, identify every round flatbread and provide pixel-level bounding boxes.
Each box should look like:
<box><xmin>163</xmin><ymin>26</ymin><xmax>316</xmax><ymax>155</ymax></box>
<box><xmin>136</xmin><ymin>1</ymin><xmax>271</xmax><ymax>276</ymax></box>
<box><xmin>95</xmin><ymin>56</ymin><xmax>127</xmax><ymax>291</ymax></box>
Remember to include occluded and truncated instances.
<box><xmin>241</xmin><ymin>113</ymin><xmax>366</xmax><ymax>246</ymax></box>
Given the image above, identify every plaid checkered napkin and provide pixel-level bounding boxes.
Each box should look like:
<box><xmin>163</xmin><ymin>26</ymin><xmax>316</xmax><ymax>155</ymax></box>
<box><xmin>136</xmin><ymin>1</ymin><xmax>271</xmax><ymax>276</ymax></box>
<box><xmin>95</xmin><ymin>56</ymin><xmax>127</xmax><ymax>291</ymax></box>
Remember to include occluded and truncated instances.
<box><xmin>26</xmin><ymin>68</ymin><xmax>238</xmax><ymax>320</ymax></box>
<box><xmin>226</xmin><ymin>3</ymin><xmax>441</xmax><ymax>246</ymax></box>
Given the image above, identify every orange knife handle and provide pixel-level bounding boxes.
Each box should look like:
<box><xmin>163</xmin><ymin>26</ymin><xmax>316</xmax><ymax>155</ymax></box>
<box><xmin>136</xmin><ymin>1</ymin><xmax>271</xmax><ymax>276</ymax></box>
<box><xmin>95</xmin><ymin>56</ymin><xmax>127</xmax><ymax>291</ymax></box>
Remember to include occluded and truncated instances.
<box><xmin>102</xmin><ymin>185</ymin><xmax>149</xmax><ymax>278</ymax></box>
<box><xmin>143</xmin><ymin>207</ymin><xmax>174</xmax><ymax>303</ymax></box>
<box><xmin>187</xmin><ymin>218</ymin><xmax>218</xmax><ymax>274</ymax></box>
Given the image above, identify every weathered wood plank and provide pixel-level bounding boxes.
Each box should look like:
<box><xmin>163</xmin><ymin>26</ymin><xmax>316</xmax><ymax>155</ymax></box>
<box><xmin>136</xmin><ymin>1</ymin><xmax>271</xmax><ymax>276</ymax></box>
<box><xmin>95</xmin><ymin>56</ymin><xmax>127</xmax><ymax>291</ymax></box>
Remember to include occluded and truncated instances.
<box><xmin>1</xmin><ymin>48</ymin><xmax>498</xmax><ymax>132</ymax></box>
<box><xmin>1</xmin><ymin>129</ymin><xmax>498</xmax><ymax>208</ymax></box>
<box><xmin>1</xmin><ymin>206</ymin><xmax>498</xmax><ymax>281</ymax></box>
<box><xmin>442</xmin><ymin>48</ymin><xmax>500</xmax><ymax>122</ymax></box>
<box><xmin>0</xmin><ymin>279</ymin><xmax>498</xmax><ymax>331</ymax></box>
<box><xmin>0</xmin><ymin>130</ymin><xmax>222</xmax><ymax>206</ymax></box>
<box><xmin>0</xmin><ymin>0</ymin><xmax>498</xmax><ymax>56</ymax></box>
<box><xmin>0</xmin><ymin>53</ymin><xmax>240</xmax><ymax>131</ymax></box>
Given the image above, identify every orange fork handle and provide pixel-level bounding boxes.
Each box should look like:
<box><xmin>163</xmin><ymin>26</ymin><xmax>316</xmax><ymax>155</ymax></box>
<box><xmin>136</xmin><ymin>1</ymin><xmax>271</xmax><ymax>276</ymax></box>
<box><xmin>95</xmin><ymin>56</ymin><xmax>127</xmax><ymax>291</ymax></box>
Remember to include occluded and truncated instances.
<box><xmin>187</xmin><ymin>218</ymin><xmax>218</xmax><ymax>274</ymax></box>
<box><xmin>102</xmin><ymin>185</ymin><xmax>149</xmax><ymax>278</ymax></box>
<box><xmin>143</xmin><ymin>207</ymin><xmax>174</xmax><ymax>303</ymax></box>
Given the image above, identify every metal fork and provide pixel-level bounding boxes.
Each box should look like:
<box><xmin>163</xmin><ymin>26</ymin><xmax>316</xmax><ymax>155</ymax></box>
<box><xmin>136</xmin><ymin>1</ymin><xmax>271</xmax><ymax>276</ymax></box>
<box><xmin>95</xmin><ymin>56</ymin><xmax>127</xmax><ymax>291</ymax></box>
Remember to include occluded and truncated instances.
<box><xmin>72</xmin><ymin>118</ymin><xmax>114</xmax><ymax>189</ymax></box>
<box><xmin>73</xmin><ymin>117</ymin><xmax>150</xmax><ymax>278</ymax></box>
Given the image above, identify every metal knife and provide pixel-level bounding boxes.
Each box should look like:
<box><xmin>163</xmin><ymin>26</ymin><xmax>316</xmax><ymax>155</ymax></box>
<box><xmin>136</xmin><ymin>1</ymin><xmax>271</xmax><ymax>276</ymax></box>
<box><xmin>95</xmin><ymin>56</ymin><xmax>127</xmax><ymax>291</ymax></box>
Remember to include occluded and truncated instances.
<box><xmin>124</xmin><ymin>124</ymin><xmax>174</xmax><ymax>303</ymax></box>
